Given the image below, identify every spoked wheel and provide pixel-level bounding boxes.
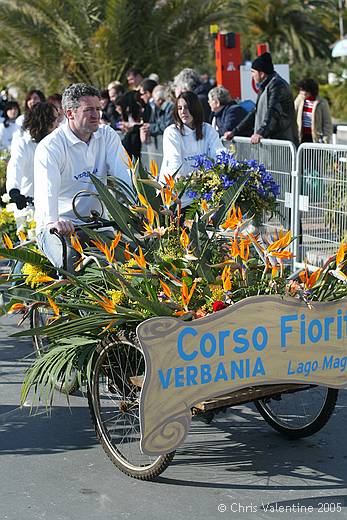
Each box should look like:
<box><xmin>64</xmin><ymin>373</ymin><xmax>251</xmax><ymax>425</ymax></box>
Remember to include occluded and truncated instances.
<box><xmin>88</xmin><ymin>332</ymin><xmax>175</xmax><ymax>480</ymax></box>
<box><xmin>30</xmin><ymin>305</ymin><xmax>79</xmax><ymax>395</ymax></box>
<box><xmin>254</xmin><ymin>385</ymin><xmax>338</xmax><ymax>438</ymax></box>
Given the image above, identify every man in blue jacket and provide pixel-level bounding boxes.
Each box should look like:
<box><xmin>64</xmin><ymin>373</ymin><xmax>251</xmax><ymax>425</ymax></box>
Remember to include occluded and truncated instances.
<box><xmin>208</xmin><ymin>86</ymin><xmax>249</xmax><ymax>138</ymax></box>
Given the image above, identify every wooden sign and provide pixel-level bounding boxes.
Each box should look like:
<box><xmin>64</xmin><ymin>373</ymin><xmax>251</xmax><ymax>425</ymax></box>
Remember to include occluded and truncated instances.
<box><xmin>137</xmin><ymin>295</ymin><xmax>347</xmax><ymax>455</ymax></box>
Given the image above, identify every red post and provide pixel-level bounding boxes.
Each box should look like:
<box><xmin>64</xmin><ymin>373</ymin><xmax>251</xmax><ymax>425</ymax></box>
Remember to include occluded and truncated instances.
<box><xmin>215</xmin><ymin>32</ymin><xmax>242</xmax><ymax>99</ymax></box>
<box><xmin>257</xmin><ymin>43</ymin><xmax>270</xmax><ymax>56</ymax></box>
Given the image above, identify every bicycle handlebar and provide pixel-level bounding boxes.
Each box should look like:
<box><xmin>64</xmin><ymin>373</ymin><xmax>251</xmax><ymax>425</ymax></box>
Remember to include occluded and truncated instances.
<box><xmin>49</xmin><ymin>218</ymin><xmax>120</xmax><ymax>271</ymax></box>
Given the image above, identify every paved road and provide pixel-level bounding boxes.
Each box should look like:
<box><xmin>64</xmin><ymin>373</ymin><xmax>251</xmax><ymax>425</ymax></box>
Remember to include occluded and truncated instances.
<box><xmin>1</xmin><ymin>313</ymin><xmax>347</xmax><ymax>520</ymax></box>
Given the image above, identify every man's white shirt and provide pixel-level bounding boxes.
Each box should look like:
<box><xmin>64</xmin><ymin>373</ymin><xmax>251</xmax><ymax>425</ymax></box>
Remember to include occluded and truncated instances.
<box><xmin>34</xmin><ymin>121</ymin><xmax>131</xmax><ymax>233</ymax></box>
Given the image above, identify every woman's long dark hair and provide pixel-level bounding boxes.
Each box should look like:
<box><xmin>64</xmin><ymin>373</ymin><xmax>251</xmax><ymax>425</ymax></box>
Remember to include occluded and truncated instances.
<box><xmin>3</xmin><ymin>101</ymin><xmax>20</xmax><ymax>128</ymax></box>
<box><xmin>23</xmin><ymin>102</ymin><xmax>57</xmax><ymax>143</ymax></box>
<box><xmin>24</xmin><ymin>89</ymin><xmax>46</xmax><ymax>112</ymax></box>
<box><xmin>173</xmin><ymin>91</ymin><xmax>204</xmax><ymax>140</ymax></box>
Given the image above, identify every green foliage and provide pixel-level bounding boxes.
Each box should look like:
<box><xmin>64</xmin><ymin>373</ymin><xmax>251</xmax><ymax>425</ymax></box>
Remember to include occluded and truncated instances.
<box><xmin>0</xmin><ymin>0</ymin><xmax>341</xmax><ymax>96</ymax></box>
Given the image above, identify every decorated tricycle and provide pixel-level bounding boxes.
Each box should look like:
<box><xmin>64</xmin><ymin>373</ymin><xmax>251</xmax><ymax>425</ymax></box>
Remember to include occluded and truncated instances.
<box><xmin>2</xmin><ymin>152</ymin><xmax>347</xmax><ymax>481</ymax></box>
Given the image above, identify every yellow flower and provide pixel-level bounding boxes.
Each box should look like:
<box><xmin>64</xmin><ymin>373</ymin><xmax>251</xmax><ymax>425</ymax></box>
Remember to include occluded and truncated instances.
<box><xmin>21</xmin><ymin>263</ymin><xmax>54</xmax><ymax>288</ymax></box>
<box><xmin>106</xmin><ymin>289</ymin><xmax>126</xmax><ymax>306</ymax></box>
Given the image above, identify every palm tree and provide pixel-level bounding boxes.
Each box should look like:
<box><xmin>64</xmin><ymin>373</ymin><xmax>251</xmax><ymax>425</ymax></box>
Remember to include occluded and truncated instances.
<box><xmin>223</xmin><ymin>0</ymin><xmax>337</xmax><ymax>63</ymax></box>
<box><xmin>0</xmin><ymin>0</ymin><xmax>226</xmax><ymax>93</ymax></box>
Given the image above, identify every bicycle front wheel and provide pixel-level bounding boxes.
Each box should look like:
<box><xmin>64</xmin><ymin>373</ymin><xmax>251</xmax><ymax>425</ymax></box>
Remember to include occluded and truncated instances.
<box><xmin>88</xmin><ymin>332</ymin><xmax>175</xmax><ymax>480</ymax></box>
<box><xmin>254</xmin><ymin>385</ymin><xmax>338</xmax><ymax>438</ymax></box>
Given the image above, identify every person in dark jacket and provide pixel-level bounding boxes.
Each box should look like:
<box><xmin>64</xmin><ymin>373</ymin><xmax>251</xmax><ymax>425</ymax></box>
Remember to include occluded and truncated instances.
<box><xmin>226</xmin><ymin>52</ymin><xmax>298</xmax><ymax>146</ymax></box>
<box><xmin>208</xmin><ymin>86</ymin><xmax>248</xmax><ymax>138</ymax></box>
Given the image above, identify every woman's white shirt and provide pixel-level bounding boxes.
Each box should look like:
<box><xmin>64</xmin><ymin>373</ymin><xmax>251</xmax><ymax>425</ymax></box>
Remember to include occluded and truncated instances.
<box><xmin>0</xmin><ymin>120</ymin><xmax>20</xmax><ymax>151</ymax></box>
<box><xmin>6</xmin><ymin>130</ymin><xmax>36</xmax><ymax>217</ymax></box>
<box><xmin>159</xmin><ymin>122</ymin><xmax>225</xmax><ymax>183</ymax></box>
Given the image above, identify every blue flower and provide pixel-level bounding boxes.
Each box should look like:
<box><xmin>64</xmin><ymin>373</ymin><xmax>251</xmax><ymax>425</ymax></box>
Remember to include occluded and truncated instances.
<box><xmin>247</xmin><ymin>159</ymin><xmax>258</xmax><ymax>168</ymax></box>
<box><xmin>202</xmin><ymin>191</ymin><xmax>213</xmax><ymax>201</ymax></box>
<box><xmin>187</xmin><ymin>190</ymin><xmax>199</xmax><ymax>199</ymax></box>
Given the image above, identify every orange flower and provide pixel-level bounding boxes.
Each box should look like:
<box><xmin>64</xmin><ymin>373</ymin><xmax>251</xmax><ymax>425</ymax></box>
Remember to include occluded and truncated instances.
<box><xmin>239</xmin><ymin>237</ymin><xmax>250</xmax><ymax>262</ymax></box>
<box><xmin>230</xmin><ymin>238</ymin><xmax>240</xmax><ymax>258</ymax></box>
<box><xmin>299</xmin><ymin>267</ymin><xmax>323</xmax><ymax>289</ymax></box>
<box><xmin>150</xmin><ymin>159</ymin><xmax>159</xmax><ymax>178</ymax></box>
<box><xmin>221</xmin><ymin>206</ymin><xmax>243</xmax><ymax>230</ymax></box>
<box><xmin>124</xmin><ymin>243</ymin><xmax>131</xmax><ymax>260</ymax></box>
<box><xmin>270</xmin><ymin>250</ymin><xmax>294</xmax><ymax>259</ymax></box>
<box><xmin>47</xmin><ymin>297</ymin><xmax>60</xmax><ymax>317</ymax></box>
<box><xmin>133</xmin><ymin>246</ymin><xmax>146</xmax><ymax>268</ymax></box>
<box><xmin>160</xmin><ymin>279</ymin><xmax>172</xmax><ymax>298</ymax></box>
<box><xmin>2</xmin><ymin>233</ymin><xmax>13</xmax><ymax>249</ymax></box>
<box><xmin>124</xmin><ymin>149</ymin><xmax>133</xmax><ymax>169</ymax></box>
<box><xmin>164</xmin><ymin>174</ymin><xmax>175</xmax><ymax>190</ymax></box>
<box><xmin>70</xmin><ymin>233</ymin><xmax>84</xmax><ymax>255</ymax></box>
<box><xmin>138</xmin><ymin>193</ymin><xmax>148</xmax><ymax>208</ymax></box>
<box><xmin>180</xmin><ymin>228</ymin><xmax>190</xmax><ymax>250</ymax></box>
<box><xmin>146</xmin><ymin>205</ymin><xmax>155</xmax><ymax>226</ymax></box>
<box><xmin>336</xmin><ymin>242</ymin><xmax>347</xmax><ymax>267</ymax></box>
<box><xmin>221</xmin><ymin>265</ymin><xmax>232</xmax><ymax>291</ymax></box>
<box><xmin>110</xmin><ymin>232</ymin><xmax>121</xmax><ymax>255</ymax></box>
<box><xmin>97</xmin><ymin>296</ymin><xmax>117</xmax><ymax>314</ymax></box>
<box><xmin>17</xmin><ymin>230</ymin><xmax>26</xmax><ymax>242</ymax></box>
<box><xmin>91</xmin><ymin>238</ymin><xmax>114</xmax><ymax>263</ymax></box>
<box><xmin>8</xmin><ymin>303</ymin><xmax>26</xmax><ymax>314</ymax></box>
<box><xmin>162</xmin><ymin>187</ymin><xmax>173</xmax><ymax>207</ymax></box>
<box><xmin>181</xmin><ymin>280</ymin><xmax>197</xmax><ymax>308</ymax></box>
<box><xmin>267</xmin><ymin>230</ymin><xmax>292</xmax><ymax>252</ymax></box>
<box><xmin>201</xmin><ymin>199</ymin><xmax>208</xmax><ymax>213</ymax></box>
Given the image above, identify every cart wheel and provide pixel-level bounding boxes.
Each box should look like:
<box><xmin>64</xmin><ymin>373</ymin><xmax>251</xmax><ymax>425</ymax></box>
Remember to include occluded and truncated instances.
<box><xmin>254</xmin><ymin>385</ymin><xmax>338</xmax><ymax>438</ymax></box>
<box><xmin>30</xmin><ymin>305</ymin><xmax>79</xmax><ymax>395</ymax></box>
<box><xmin>88</xmin><ymin>332</ymin><xmax>175</xmax><ymax>480</ymax></box>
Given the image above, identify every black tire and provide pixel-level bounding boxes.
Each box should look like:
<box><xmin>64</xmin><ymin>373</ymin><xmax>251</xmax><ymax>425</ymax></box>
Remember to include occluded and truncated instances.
<box><xmin>87</xmin><ymin>331</ymin><xmax>175</xmax><ymax>480</ymax></box>
<box><xmin>254</xmin><ymin>385</ymin><xmax>338</xmax><ymax>438</ymax></box>
<box><xmin>30</xmin><ymin>305</ymin><xmax>79</xmax><ymax>395</ymax></box>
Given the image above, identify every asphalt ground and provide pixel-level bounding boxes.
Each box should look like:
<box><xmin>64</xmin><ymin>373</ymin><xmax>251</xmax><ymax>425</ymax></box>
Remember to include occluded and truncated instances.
<box><xmin>1</xmin><ymin>312</ymin><xmax>347</xmax><ymax>520</ymax></box>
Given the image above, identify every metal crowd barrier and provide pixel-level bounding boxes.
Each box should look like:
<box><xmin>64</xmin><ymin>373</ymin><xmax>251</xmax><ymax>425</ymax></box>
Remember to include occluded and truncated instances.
<box><xmin>294</xmin><ymin>143</ymin><xmax>347</xmax><ymax>268</ymax></box>
<box><xmin>140</xmin><ymin>135</ymin><xmax>347</xmax><ymax>270</ymax></box>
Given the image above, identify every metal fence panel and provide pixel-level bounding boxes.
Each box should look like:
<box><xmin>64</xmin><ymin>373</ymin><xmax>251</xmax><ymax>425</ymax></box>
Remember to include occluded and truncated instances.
<box><xmin>294</xmin><ymin>143</ymin><xmax>347</xmax><ymax>268</ymax></box>
<box><xmin>232</xmin><ymin>137</ymin><xmax>296</xmax><ymax>235</ymax></box>
<box><xmin>141</xmin><ymin>135</ymin><xmax>164</xmax><ymax>171</ymax></box>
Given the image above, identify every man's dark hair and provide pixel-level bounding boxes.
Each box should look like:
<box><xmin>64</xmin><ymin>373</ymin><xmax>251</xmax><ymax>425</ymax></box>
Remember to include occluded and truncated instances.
<box><xmin>297</xmin><ymin>78</ymin><xmax>319</xmax><ymax>97</ymax></box>
<box><xmin>173</xmin><ymin>91</ymin><xmax>204</xmax><ymax>140</ymax></box>
<box><xmin>140</xmin><ymin>79</ymin><xmax>157</xmax><ymax>94</ymax></box>
<box><xmin>126</xmin><ymin>68</ymin><xmax>143</xmax><ymax>78</ymax></box>
<box><xmin>100</xmin><ymin>89</ymin><xmax>110</xmax><ymax>100</ymax></box>
<box><xmin>23</xmin><ymin>102</ymin><xmax>58</xmax><ymax>143</ymax></box>
<box><xmin>62</xmin><ymin>83</ymin><xmax>100</xmax><ymax>111</ymax></box>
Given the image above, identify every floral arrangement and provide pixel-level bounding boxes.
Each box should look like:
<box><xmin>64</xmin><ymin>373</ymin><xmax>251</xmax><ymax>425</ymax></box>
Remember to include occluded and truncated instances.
<box><xmin>0</xmin><ymin>207</ymin><xmax>17</xmax><ymax>244</ymax></box>
<box><xmin>0</xmin><ymin>195</ymin><xmax>36</xmax><ymax>244</ymax></box>
<box><xmin>184</xmin><ymin>150</ymin><xmax>280</xmax><ymax>225</ymax></box>
<box><xmin>1</xmin><ymin>158</ymin><xmax>346</xmax><ymax>404</ymax></box>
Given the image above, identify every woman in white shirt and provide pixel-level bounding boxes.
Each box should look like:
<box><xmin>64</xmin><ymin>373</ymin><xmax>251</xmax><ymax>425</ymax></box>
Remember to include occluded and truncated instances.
<box><xmin>7</xmin><ymin>102</ymin><xmax>59</xmax><ymax>218</ymax></box>
<box><xmin>159</xmin><ymin>91</ymin><xmax>224</xmax><ymax>183</ymax></box>
<box><xmin>0</xmin><ymin>101</ymin><xmax>20</xmax><ymax>151</ymax></box>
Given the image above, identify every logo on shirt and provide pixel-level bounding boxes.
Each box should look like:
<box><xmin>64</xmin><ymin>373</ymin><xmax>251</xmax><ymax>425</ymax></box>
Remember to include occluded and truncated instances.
<box><xmin>74</xmin><ymin>167</ymin><xmax>98</xmax><ymax>181</ymax></box>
